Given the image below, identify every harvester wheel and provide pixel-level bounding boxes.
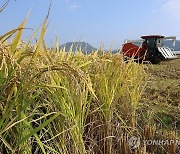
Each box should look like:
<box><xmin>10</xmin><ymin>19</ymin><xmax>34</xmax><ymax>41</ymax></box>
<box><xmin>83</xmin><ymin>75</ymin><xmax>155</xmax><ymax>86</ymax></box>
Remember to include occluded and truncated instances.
<box><xmin>149</xmin><ymin>55</ymin><xmax>160</xmax><ymax>64</ymax></box>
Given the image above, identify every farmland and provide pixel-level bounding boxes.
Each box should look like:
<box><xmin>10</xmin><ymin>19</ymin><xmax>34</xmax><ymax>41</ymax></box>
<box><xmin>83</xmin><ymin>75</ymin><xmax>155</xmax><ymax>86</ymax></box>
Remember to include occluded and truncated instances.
<box><xmin>140</xmin><ymin>57</ymin><xmax>180</xmax><ymax>131</ymax></box>
<box><xmin>1</xmin><ymin>36</ymin><xmax>179</xmax><ymax>153</ymax></box>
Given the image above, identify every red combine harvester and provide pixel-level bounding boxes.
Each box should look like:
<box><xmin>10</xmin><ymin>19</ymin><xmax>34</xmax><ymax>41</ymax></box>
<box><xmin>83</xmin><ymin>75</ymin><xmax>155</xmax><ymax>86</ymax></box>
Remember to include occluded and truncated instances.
<box><xmin>121</xmin><ymin>35</ymin><xmax>177</xmax><ymax>63</ymax></box>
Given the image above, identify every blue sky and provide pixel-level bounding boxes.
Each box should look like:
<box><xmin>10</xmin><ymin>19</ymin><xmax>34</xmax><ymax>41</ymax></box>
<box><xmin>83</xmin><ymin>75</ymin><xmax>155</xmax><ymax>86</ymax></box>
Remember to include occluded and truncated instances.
<box><xmin>1</xmin><ymin>0</ymin><xmax>180</xmax><ymax>49</ymax></box>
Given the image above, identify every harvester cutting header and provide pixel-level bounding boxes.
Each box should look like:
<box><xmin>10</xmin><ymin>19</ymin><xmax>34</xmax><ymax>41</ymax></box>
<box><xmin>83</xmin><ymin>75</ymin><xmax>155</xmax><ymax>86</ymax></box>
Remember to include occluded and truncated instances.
<box><xmin>121</xmin><ymin>35</ymin><xmax>177</xmax><ymax>63</ymax></box>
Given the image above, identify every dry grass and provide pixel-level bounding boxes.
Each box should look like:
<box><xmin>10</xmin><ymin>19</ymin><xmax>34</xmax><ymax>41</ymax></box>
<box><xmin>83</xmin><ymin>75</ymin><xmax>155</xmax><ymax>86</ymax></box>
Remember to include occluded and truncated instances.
<box><xmin>140</xmin><ymin>58</ymin><xmax>180</xmax><ymax>130</ymax></box>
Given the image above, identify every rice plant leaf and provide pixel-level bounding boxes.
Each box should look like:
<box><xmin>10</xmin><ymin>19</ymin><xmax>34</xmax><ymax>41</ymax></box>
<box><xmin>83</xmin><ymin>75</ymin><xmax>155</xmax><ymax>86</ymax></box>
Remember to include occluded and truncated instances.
<box><xmin>34</xmin><ymin>133</ymin><xmax>46</xmax><ymax>154</ymax></box>
<box><xmin>42</xmin><ymin>84</ymin><xmax>67</xmax><ymax>90</ymax></box>
<box><xmin>78</xmin><ymin>61</ymin><xmax>91</xmax><ymax>68</ymax></box>
<box><xmin>5</xmin><ymin>83</ymin><xmax>17</xmax><ymax>112</ymax></box>
<box><xmin>9</xmin><ymin>11</ymin><xmax>30</xmax><ymax>54</ymax></box>
<box><xmin>35</xmin><ymin>1</ymin><xmax>51</xmax><ymax>53</ymax></box>
<box><xmin>35</xmin><ymin>21</ymin><xmax>47</xmax><ymax>53</ymax></box>
<box><xmin>16</xmin><ymin>24</ymin><xmax>42</xmax><ymax>64</ymax></box>
<box><xmin>0</xmin><ymin>135</ymin><xmax>13</xmax><ymax>151</ymax></box>
<box><xmin>17</xmin><ymin>112</ymin><xmax>61</xmax><ymax>146</ymax></box>
<box><xmin>43</xmin><ymin>144</ymin><xmax>59</xmax><ymax>153</ymax></box>
<box><xmin>21</xmin><ymin>114</ymin><xmax>46</xmax><ymax>154</ymax></box>
<box><xmin>0</xmin><ymin>0</ymin><xmax>10</xmax><ymax>13</ymax></box>
<box><xmin>0</xmin><ymin>28</ymin><xmax>31</xmax><ymax>43</ymax></box>
<box><xmin>55</xmin><ymin>35</ymin><xmax>59</xmax><ymax>51</ymax></box>
<box><xmin>0</xmin><ymin>116</ymin><xmax>17</xmax><ymax>135</ymax></box>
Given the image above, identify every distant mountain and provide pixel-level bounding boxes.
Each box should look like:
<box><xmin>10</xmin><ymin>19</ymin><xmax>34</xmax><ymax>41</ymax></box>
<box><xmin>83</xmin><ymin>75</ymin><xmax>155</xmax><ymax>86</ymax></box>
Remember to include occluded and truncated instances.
<box><xmin>59</xmin><ymin>40</ymin><xmax>180</xmax><ymax>55</ymax></box>
<box><xmin>59</xmin><ymin>42</ymin><xmax>97</xmax><ymax>54</ymax></box>
<box><xmin>112</xmin><ymin>49</ymin><xmax>121</xmax><ymax>54</ymax></box>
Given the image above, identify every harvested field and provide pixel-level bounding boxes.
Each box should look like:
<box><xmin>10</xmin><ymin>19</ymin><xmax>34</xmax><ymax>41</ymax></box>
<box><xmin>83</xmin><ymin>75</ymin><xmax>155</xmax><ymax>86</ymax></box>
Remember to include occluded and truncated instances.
<box><xmin>140</xmin><ymin>57</ymin><xmax>180</xmax><ymax>132</ymax></box>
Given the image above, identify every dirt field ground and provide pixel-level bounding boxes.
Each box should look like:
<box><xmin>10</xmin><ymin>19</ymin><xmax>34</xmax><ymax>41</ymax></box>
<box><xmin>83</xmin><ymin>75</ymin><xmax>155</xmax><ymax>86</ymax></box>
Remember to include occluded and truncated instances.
<box><xmin>139</xmin><ymin>56</ymin><xmax>180</xmax><ymax>132</ymax></box>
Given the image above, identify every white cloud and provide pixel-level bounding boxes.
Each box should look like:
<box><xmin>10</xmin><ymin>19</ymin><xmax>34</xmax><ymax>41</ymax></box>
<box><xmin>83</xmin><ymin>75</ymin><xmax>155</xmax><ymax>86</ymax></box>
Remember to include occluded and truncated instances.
<box><xmin>67</xmin><ymin>4</ymin><xmax>82</xmax><ymax>10</ymax></box>
<box><xmin>159</xmin><ymin>0</ymin><xmax>180</xmax><ymax>19</ymax></box>
<box><xmin>162</xmin><ymin>0</ymin><xmax>180</xmax><ymax>10</ymax></box>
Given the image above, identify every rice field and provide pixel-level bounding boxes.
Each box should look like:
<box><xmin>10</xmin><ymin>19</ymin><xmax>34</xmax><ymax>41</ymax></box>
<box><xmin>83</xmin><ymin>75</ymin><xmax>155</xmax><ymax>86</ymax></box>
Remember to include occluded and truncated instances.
<box><xmin>0</xmin><ymin>7</ymin><xmax>180</xmax><ymax>154</ymax></box>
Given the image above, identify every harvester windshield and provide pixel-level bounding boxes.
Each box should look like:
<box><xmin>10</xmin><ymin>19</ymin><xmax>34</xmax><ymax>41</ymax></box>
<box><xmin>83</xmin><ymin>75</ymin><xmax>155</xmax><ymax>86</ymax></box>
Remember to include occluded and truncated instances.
<box><xmin>146</xmin><ymin>38</ymin><xmax>156</xmax><ymax>51</ymax></box>
<box><xmin>156</xmin><ymin>39</ymin><xmax>163</xmax><ymax>47</ymax></box>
